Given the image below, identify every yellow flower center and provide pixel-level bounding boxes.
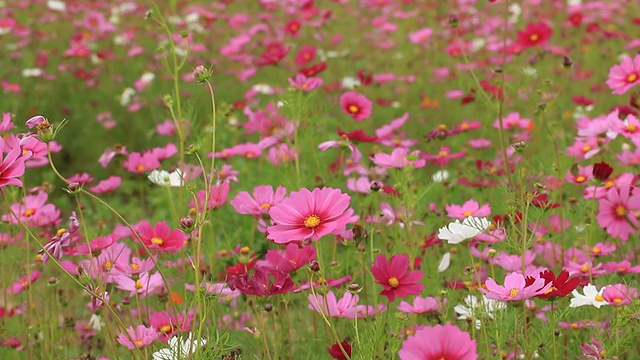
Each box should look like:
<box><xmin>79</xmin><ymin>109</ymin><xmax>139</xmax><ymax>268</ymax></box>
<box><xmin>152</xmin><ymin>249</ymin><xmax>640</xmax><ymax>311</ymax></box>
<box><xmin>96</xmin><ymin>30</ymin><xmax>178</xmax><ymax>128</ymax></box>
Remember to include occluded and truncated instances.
<box><xmin>348</xmin><ymin>105</ymin><xmax>359</xmax><ymax>113</ymax></box>
<box><xmin>591</xmin><ymin>247</ymin><xmax>601</xmax><ymax>254</ymax></box>
<box><xmin>628</xmin><ymin>124</ymin><xmax>637</xmax><ymax>132</ymax></box>
<box><xmin>581</xmin><ymin>145</ymin><xmax>591</xmax><ymax>152</ymax></box>
<box><xmin>130</xmin><ymin>262</ymin><xmax>139</xmax><ymax>271</ymax></box>
<box><xmin>151</xmin><ymin>237</ymin><xmax>164</xmax><ymax>245</ymax></box>
<box><xmin>575</xmin><ymin>175</ymin><xmax>586</xmax><ymax>183</ymax></box>
<box><xmin>24</xmin><ymin>209</ymin><xmax>35</xmax><ymax>217</ymax></box>
<box><xmin>135</xmin><ymin>339</ymin><xmax>143</xmax><ymax>346</ymax></box>
<box><xmin>240</xmin><ymin>246</ymin><xmax>251</xmax><ymax>255</ymax></box>
<box><xmin>388</xmin><ymin>277</ymin><xmax>399</xmax><ymax>288</ymax></box>
<box><xmin>509</xmin><ymin>288</ymin><xmax>520</xmax><ymax>298</ymax></box>
<box><xmin>304</xmin><ymin>215</ymin><xmax>321</xmax><ymax>228</ymax></box>
<box><xmin>628</xmin><ymin>73</ymin><xmax>638</xmax><ymax>83</ymax></box>
<box><xmin>136</xmin><ymin>164</ymin><xmax>145</xmax><ymax>172</ymax></box>
<box><xmin>438</xmin><ymin>151</ymin><xmax>448</xmax><ymax>157</ymax></box>
<box><xmin>438</xmin><ymin>124</ymin><xmax>447</xmax><ymax>131</ymax></box>
<box><xmin>595</xmin><ymin>294</ymin><xmax>604</xmax><ymax>301</ymax></box>
<box><xmin>56</xmin><ymin>228</ymin><xmax>68</xmax><ymax>237</ymax></box>
<box><xmin>605</xmin><ymin>180</ymin><xmax>615</xmax><ymax>188</ymax></box>
<box><xmin>530</xmin><ymin>34</ymin><xmax>539</xmax><ymax>41</ymax></box>
<box><xmin>613</xmin><ymin>298</ymin><xmax>623</xmax><ymax>303</ymax></box>
<box><xmin>463</xmin><ymin>211</ymin><xmax>473</xmax><ymax>217</ymax></box>
<box><xmin>159</xmin><ymin>324</ymin><xmax>172</xmax><ymax>333</ymax></box>
<box><xmin>103</xmin><ymin>261</ymin><xmax>113</xmax><ymax>271</ymax></box>
<box><xmin>615</xmin><ymin>205</ymin><xmax>627</xmax><ymax>217</ymax></box>
<box><xmin>260</xmin><ymin>203</ymin><xmax>271</xmax><ymax>209</ymax></box>
<box><xmin>571</xmin><ymin>323</ymin><xmax>579</xmax><ymax>329</ymax></box>
<box><xmin>580</xmin><ymin>265</ymin><xmax>590</xmax><ymax>273</ymax></box>
<box><xmin>134</xmin><ymin>280</ymin><xmax>143</xmax><ymax>289</ymax></box>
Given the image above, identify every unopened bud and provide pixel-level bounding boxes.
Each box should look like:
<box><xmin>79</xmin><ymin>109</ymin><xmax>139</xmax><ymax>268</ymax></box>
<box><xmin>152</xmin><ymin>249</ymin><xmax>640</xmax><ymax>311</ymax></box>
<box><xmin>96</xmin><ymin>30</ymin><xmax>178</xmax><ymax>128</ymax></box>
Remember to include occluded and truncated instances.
<box><xmin>562</xmin><ymin>56</ymin><xmax>573</xmax><ymax>68</ymax></box>
<box><xmin>263</xmin><ymin>303</ymin><xmax>273</xmax><ymax>312</ymax></box>
<box><xmin>510</xmin><ymin>141</ymin><xmax>527</xmax><ymax>153</ymax></box>
<box><xmin>346</xmin><ymin>283</ymin><xmax>363</xmax><ymax>294</ymax></box>
<box><xmin>308</xmin><ymin>260</ymin><xmax>320</xmax><ymax>272</ymax></box>
<box><xmin>487</xmin><ymin>249</ymin><xmax>498</xmax><ymax>257</ymax></box>
<box><xmin>192</xmin><ymin>65</ymin><xmax>213</xmax><ymax>84</ymax></box>
<box><xmin>448</xmin><ymin>15</ymin><xmax>459</xmax><ymax>28</ymax></box>
<box><xmin>179</xmin><ymin>216</ymin><xmax>195</xmax><ymax>231</ymax></box>
<box><xmin>370</xmin><ymin>181</ymin><xmax>382</xmax><ymax>192</ymax></box>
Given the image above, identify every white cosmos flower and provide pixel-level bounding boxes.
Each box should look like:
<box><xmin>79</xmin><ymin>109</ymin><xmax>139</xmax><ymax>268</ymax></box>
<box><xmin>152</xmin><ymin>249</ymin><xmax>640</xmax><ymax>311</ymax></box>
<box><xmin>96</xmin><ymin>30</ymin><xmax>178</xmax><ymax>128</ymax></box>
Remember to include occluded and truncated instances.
<box><xmin>22</xmin><ymin>68</ymin><xmax>43</xmax><ymax>77</ymax></box>
<box><xmin>570</xmin><ymin>284</ymin><xmax>608</xmax><ymax>308</ymax></box>
<box><xmin>432</xmin><ymin>170</ymin><xmax>449</xmax><ymax>182</ymax></box>
<box><xmin>47</xmin><ymin>0</ymin><xmax>66</xmax><ymax>11</ymax></box>
<box><xmin>340</xmin><ymin>77</ymin><xmax>361</xmax><ymax>90</ymax></box>
<box><xmin>252</xmin><ymin>83</ymin><xmax>274</xmax><ymax>95</ymax></box>
<box><xmin>119</xmin><ymin>87</ymin><xmax>135</xmax><ymax>106</ymax></box>
<box><xmin>438</xmin><ymin>216</ymin><xmax>490</xmax><ymax>244</ymax></box>
<box><xmin>148</xmin><ymin>169</ymin><xmax>184</xmax><ymax>187</ymax></box>
<box><xmin>437</xmin><ymin>252</ymin><xmax>451</xmax><ymax>273</ymax></box>
<box><xmin>153</xmin><ymin>333</ymin><xmax>207</xmax><ymax>360</ymax></box>
<box><xmin>455</xmin><ymin>294</ymin><xmax>506</xmax><ymax>329</ymax></box>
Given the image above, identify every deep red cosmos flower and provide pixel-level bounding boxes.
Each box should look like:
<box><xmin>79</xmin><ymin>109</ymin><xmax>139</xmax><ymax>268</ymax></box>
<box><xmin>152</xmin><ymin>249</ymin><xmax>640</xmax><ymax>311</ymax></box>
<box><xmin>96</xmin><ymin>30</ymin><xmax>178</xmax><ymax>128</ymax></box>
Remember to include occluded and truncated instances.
<box><xmin>327</xmin><ymin>341</ymin><xmax>352</xmax><ymax>360</ymax></box>
<box><xmin>533</xmin><ymin>269</ymin><xmax>580</xmax><ymax>301</ymax></box>
<box><xmin>516</xmin><ymin>22</ymin><xmax>553</xmax><ymax>49</ymax></box>
<box><xmin>592</xmin><ymin>162</ymin><xmax>614</xmax><ymax>182</ymax></box>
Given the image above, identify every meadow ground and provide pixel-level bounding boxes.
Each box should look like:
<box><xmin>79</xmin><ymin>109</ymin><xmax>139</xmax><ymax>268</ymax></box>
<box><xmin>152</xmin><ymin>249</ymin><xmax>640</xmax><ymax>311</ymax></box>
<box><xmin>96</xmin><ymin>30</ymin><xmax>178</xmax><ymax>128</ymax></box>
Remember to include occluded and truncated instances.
<box><xmin>1</xmin><ymin>0</ymin><xmax>640</xmax><ymax>359</ymax></box>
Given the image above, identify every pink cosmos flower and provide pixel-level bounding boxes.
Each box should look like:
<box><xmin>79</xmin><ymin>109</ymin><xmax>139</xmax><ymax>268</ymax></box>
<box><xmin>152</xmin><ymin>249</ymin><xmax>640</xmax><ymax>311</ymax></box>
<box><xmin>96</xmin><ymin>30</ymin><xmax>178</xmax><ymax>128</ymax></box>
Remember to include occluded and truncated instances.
<box><xmin>116</xmin><ymin>324</ymin><xmax>158</xmax><ymax>350</ymax></box>
<box><xmin>0</xmin><ymin>112</ymin><xmax>13</xmax><ymax>132</ymax></box>
<box><xmin>481</xmin><ymin>272</ymin><xmax>551</xmax><ymax>301</ymax></box>
<box><xmin>259</xmin><ymin>243</ymin><xmax>316</xmax><ymax>274</ymax></box>
<box><xmin>149</xmin><ymin>310</ymin><xmax>193</xmax><ymax>342</ymax></box>
<box><xmin>230</xmin><ymin>185</ymin><xmax>287</xmax><ymax>216</ymax></box>
<box><xmin>602</xmin><ymin>284</ymin><xmax>638</xmax><ymax>305</ymax></box>
<box><xmin>267</xmin><ymin>187</ymin><xmax>356</xmax><ymax>244</ymax></box>
<box><xmin>294</xmin><ymin>45</ymin><xmax>316</xmax><ymax>66</ymax></box>
<box><xmin>89</xmin><ymin>176</ymin><xmax>122</xmax><ymax>194</ymax></box>
<box><xmin>596</xmin><ymin>185</ymin><xmax>640</xmax><ymax>241</ymax></box>
<box><xmin>603</xmin><ymin>260</ymin><xmax>640</xmax><ymax>275</ymax></box>
<box><xmin>409</xmin><ymin>27</ymin><xmax>433</xmax><ymax>44</ymax></box>
<box><xmin>340</xmin><ymin>91</ymin><xmax>372</xmax><ymax>121</ymax></box>
<box><xmin>397</xmin><ymin>296</ymin><xmax>443</xmax><ymax>314</ymax></box>
<box><xmin>2</xmin><ymin>191</ymin><xmax>61</xmax><ymax>227</ymax></box>
<box><xmin>123</xmin><ymin>151</ymin><xmax>160</xmax><ymax>174</ymax></box>
<box><xmin>606</xmin><ymin>54</ymin><xmax>640</xmax><ymax>95</ymax></box>
<box><xmin>370</xmin><ymin>148</ymin><xmax>425</xmax><ymax>169</ymax></box>
<box><xmin>189</xmin><ymin>182</ymin><xmax>231</xmax><ymax>212</ymax></box>
<box><xmin>423</xmin><ymin>146</ymin><xmax>466</xmax><ymax>166</ymax></box>
<box><xmin>113</xmin><ymin>271</ymin><xmax>164</xmax><ymax>298</ymax></box>
<box><xmin>308</xmin><ymin>291</ymin><xmax>359</xmax><ymax>318</ymax></box>
<box><xmin>0</xmin><ymin>136</ymin><xmax>31</xmax><ymax>188</ymax></box>
<box><xmin>288</xmin><ymin>74</ymin><xmax>323</xmax><ymax>91</ymax></box>
<box><xmin>398</xmin><ymin>323</ymin><xmax>477</xmax><ymax>360</ymax></box>
<box><xmin>445</xmin><ymin>199</ymin><xmax>491</xmax><ymax>219</ymax></box>
<box><xmin>371</xmin><ymin>254</ymin><xmax>424</xmax><ymax>302</ymax></box>
<box><xmin>6</xmin><ymin>270</ymin><xmax>40</xmax><ymax>295</ymax></box>
<box><xmin>136</xmin><ymin>221</ymin><xmax>188</xmax><ymax>252</ymax></box>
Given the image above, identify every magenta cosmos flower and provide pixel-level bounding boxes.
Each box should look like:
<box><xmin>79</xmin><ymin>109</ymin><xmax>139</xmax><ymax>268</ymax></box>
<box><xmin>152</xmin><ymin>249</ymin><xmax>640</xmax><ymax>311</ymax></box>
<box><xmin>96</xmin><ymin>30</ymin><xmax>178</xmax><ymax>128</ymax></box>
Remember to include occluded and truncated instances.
<box><xmin>481</xmin><ymin>272</ymin><xmax>551</xmax><ymax>301</ymax></box>
<box><xmin>340</xmin><ymin>91</ymin><xmax>372</xmax><ymax>121</ymax></box>
<box><xmin>0</xmin><ymin>136</ymin><xmax>31</xmax><ymax>188</ymax></box>
<box><xmin>398</xmin><ymin>323</ymin><xmax>477</xmax><ymax>360</ymax></box>
<box><xmin>137</xmin><ymin>221</ymin><xmax>188</xmax><ymax>252</ymax></box>
<box><xmin>266</xmin><ymin>187</ymin><xmax>356</xmax><ymax>244</ymax></box>
<box><xmin>371</xmin><ymin>254</ymin><xmax>424</xmax><ymax>302</ymax></box>
<box><xmin>596</xmin><ymin>185</ymin><xmax>640</xmax><ymax>241</ymax></box>
<box><xmin>606</xmin><ymin>54</ymin><xmax>640</xmax><ymax>95</ymax></box>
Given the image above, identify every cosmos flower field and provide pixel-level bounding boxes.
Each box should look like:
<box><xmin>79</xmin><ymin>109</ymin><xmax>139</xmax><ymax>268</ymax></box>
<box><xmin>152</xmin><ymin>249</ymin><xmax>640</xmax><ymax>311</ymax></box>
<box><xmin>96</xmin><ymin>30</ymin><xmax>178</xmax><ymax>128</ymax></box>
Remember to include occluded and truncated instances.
<box><xmin>1</xmin><ymin>0</ymin><xmax>640</xmax><ymax>359</ymax></box>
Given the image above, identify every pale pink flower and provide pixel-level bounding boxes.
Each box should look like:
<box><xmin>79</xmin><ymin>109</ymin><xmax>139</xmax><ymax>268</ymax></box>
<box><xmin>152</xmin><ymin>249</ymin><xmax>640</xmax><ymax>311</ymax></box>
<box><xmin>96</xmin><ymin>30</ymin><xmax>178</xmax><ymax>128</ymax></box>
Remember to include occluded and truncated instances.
<box><xmin>116</xmin><ymin>324</ymin><xmax>158</xmax><ymax>350</ymax></box>
<box><xmin>371</xmin><ymin>148</ymin><xmax>425</xmax><ymax>169</ymax></box>
<box><xmin>398</xmin><ymin>323</ymin><xmax>477</xmax><ymax>360</ymax></box>
<box><xmin>308</xmin><ymin>291</ymin><xmax>359</xmax><ymax>318</ymax></box>
<box><xmin>445</xmin><ymin>199</ymin><xmax>491</xmax><ymax>219</ymax></box>
<box><xmin>481</xmin><ymin>272</ymin><xmax>551</xmax><ymax>301</ymax></box>
<box><xmin>230</xmin><ymin>185</ymin><xmax>287</xmax><ymax>216</ymax></box>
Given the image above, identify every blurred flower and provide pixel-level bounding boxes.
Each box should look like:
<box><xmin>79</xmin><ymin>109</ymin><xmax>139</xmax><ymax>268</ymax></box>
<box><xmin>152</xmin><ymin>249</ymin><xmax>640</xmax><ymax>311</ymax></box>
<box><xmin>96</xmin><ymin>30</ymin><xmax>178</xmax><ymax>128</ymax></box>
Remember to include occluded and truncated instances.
<box><xmin>398</xmin><ymin>323</ymin><xmax>477</xmax><ymax>360</ymax></box>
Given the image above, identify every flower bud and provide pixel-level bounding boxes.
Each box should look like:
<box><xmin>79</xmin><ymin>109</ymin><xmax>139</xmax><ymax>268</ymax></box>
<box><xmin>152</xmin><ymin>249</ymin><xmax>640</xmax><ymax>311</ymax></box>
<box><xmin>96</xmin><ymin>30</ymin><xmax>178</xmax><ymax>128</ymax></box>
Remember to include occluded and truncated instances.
<box><xmin>308</xmin><ymin>260</ymin><xmax>320</xmax><ymax>272</ymax></box>
<box><xmin>179</xmin><ymin>216</ymin><xmax>195</xmax><ymax>231</ymax></box>
<box><xmin>510</xmin><ymin>141</ymin><xmax>527</xmax><ymax>153</ymax></box>
<box><xmin>370</xmin><ymin>181</ymin><xmax>382</xmax><ymax>192</ymax></box>
<box><xmin>192</xmin><ymin>65</ymin><xmax>213</xmax><ymax>84</ymax></box>
<box><xmin>346</xmin><ymin>283</ymin><xmax>363</xmax><ymax>294</ymax></box>
<box><xmin>562</xmin><ymin>56</ymin><xmax>574</xmax><ymax>68</ymax></box>
<box><xmin>448</xmin><ymin>15</ymin><xmax>459</xmax><ymax>28</ymax></box>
